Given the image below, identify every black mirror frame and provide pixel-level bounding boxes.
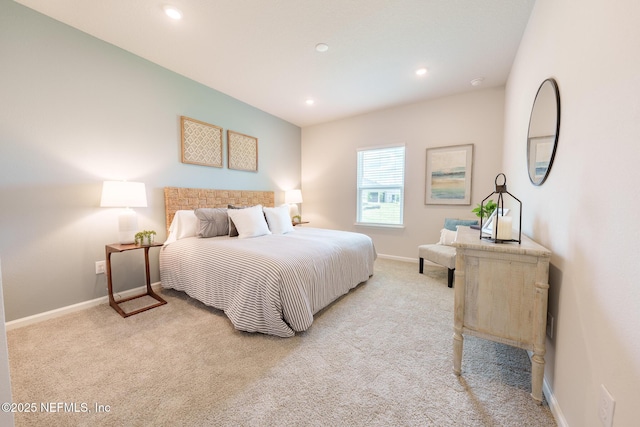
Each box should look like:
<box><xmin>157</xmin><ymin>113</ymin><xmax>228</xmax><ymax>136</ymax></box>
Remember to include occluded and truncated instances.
<box><xmin>527</xmin><ymin>78</ymin><xmax>561</xmax><ymax>186</ymax></box>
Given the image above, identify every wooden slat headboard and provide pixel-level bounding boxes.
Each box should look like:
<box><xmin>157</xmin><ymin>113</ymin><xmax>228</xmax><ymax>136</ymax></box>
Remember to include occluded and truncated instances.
<box><xmin>164</xmin><ymin>187</ymin><xmax>275</xmax><ymax>233</ymax></box>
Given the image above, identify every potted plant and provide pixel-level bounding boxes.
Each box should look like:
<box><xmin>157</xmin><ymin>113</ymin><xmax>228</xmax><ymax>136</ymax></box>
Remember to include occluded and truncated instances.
<box><xmin>472</xmin><ymin>199</ymin><xmax>497</xmax><ymax>220</ymax></box>
<box><xmin>135</xmin><ymin>230</ymin><xmax>157</xmax><ymax>245</ymax></box>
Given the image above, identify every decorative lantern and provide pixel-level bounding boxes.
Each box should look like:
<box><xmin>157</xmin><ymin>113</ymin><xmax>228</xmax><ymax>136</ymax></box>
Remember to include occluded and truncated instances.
<box><xmin>479</xmin><ymin>173</ymin><xmax>522</xmax><ymax>244</ymax></box>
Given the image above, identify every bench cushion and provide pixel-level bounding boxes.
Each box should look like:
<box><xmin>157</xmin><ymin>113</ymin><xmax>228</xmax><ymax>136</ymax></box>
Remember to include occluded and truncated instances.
<box><xmin>418</xmin><ymin>244</ymin><xmax>456</xmax><ymax>269</ymax></box>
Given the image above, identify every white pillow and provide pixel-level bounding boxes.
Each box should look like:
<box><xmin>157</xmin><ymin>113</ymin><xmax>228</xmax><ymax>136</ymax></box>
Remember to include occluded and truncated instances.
<box><xmin>263</xmin><ymin>205</ymin><xmax>294</xmax><ymax>235</ymax></box>
<box><xmin>164</xmin><ymin>210</ymin><xmax>199</xmax><ymax>245</ymax></box>
<box><xmin>226</xmin><ymin>205</ymin><xmax>271</xmax><ymax>239</ymax></box>
<box><xmin>438</xmin><ymin>228</ymin><xmax>457</xmax><ymax>246</ymax></box>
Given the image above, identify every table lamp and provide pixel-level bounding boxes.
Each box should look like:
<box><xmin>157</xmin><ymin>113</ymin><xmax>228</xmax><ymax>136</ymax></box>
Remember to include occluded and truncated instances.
<box><xmin>284</xmin><ymin>189</ymin><xmax>303</xmax><ymax>221</ymax></box>
<box><xmin>100</xmin><ymin>181</ymin><xmax>148</xmax><ymax>244</ymax></box>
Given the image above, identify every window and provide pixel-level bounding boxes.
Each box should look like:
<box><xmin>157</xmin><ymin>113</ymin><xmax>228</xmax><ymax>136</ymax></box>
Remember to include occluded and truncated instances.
<box><xmin>356</xmin><ymin>145</ymin><xmax>405</xmax><ymax>226</ymax></box>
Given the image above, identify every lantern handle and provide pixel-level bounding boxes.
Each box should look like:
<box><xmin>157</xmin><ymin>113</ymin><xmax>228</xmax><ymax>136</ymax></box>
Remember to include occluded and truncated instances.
<box><xmin>495</xmin><ymin>173</ymin><xmax>507</xmax><ymax>193</ymax></box>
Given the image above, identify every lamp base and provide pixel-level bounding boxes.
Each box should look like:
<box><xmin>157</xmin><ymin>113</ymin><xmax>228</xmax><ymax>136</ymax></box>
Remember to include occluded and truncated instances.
<box><xmin>288</xmin><ymin>204</ymin><xmax>300</xmax><ymax>219</ymax></box>
<box><xmin>118</xmin><ymin>209</ymin><xmax>138</xmax><ymax>244</ymax></box>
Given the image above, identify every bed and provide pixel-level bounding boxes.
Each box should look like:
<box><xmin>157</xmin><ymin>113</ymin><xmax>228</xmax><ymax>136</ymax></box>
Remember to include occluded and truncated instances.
<box><xmin>159</xmin><ymin>187</ymin><xmax>376</xmax><ymax>337</ymax></box>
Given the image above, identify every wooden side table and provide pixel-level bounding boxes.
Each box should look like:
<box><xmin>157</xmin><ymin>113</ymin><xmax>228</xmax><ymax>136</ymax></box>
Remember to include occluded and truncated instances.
<box><xmin>292</xmin><ymin>221</ymin><xmax>309</xmax><ymax>226</ymax></box>
<box><xmin>105</xmin><ymin>242</ymin><xmax>167</xmax><ymax>317</ymax></box>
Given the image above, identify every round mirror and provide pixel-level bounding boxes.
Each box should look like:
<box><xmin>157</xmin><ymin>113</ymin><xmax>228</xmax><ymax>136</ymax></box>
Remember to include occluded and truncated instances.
<box><xmin>527</xmin><ymin>78</ymin><xmax>560</xmax><ymax>185</ymax></box>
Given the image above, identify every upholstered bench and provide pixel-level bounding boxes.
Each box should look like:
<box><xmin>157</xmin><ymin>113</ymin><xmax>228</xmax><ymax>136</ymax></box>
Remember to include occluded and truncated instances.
<box><xmin>418</xmin><ymin>218</ymin><xmax>479</xmax><ymax>288</ymax></box>
<box><xmin>418</xmin><ymin>244</ymin><xmax>457</xmax><ymax>288</ymax></box>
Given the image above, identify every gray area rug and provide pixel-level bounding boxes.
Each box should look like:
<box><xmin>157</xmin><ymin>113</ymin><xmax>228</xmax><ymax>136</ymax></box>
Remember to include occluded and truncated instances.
<box><xmin>7</xmin><ymin>259</ymin><xmax>556</xmax><ymax>426</ymax></box>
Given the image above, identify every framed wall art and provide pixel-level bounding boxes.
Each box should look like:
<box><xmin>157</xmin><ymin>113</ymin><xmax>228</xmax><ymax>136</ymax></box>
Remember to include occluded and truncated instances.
<box><xmin>425</xmin><ymin>144</ymin><xmax>473</xmax><ymax>205</ymax></box>
<box><xmin>180</xmin><ymin>116</ymin><xmax>223</xmax><ymax>168</ymax></box>
<box><xmin>227</xmin><ymin>130</ymin><xmax>258</xmax><ymax>172</ymax></box>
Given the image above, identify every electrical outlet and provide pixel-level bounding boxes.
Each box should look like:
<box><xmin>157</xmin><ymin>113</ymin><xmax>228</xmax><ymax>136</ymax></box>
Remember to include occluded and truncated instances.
<box><xmin>95</xmin><ymin>261</ymin><xmax>106</xmax><ymax>275</ymax></box>
<box><xmin>546</xmin><ymin>312</ymin><xmax>554</xmax><ymax>339</ymax></box>
<box><xmin>599</xmin><ymin>384</ymin><xmax>615</xmax><ymax>427</ymax></box>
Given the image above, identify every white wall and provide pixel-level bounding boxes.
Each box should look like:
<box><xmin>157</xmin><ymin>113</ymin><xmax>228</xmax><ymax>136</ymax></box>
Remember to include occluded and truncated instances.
<box><xmin>302</xmin><ymin>88</ymin><xmax>505</xmax><ymax>259</ymax></box>
<box><xmin>0</xmin><ymin>259</ymin><xmax>15</xmax><ymax>427</ymax></box>
<box><xmin>0</xmin><ymin>1</ymin><xmax>301</xmax><ymax>321</ymax></box>
<box><xmin>504</xmin><ymin>0</ymin><xmax>640</xmax><ymax>426</ymax></box>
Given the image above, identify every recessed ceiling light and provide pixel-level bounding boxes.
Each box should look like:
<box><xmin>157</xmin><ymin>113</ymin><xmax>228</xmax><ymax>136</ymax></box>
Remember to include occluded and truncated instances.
<box><xmin>470</xmin><ymin>77</ymin><xmax>485</xmax><ymax>86</ymax></box>
<box><xmin>163</xmin><ymin>5</ymin><xmax>183</xmax><ymax>20</ymax></box>
<box><xmin>315</xmin><ymin>43</ymin><xmax>329</xmax><ymax>53</ymax></box>
<box><xmin>416</xmin><ymin>67</ymin><xmax>428</xmax><ymax>76</ymax></box>
<box><xmin>305</xmin><ymin>99</ymin><xmax>315</xmax><ymax>106</ymax></box>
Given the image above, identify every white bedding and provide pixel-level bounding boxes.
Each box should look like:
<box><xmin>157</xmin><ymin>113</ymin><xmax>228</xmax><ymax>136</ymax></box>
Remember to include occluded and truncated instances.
<box><xmin>159</xmin><ymin>227</ymin><xmax>376</xmax><ymax>337</ymax></box>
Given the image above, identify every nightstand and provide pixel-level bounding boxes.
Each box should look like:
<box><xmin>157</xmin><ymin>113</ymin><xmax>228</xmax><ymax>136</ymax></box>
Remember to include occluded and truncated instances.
<box><xmin>292</xmin><ymin>221</ymin><xmax>309</xmax><ymax>226</ymax></box>
<box><xmin>105</xmin><ymin>242</ymin><xmax>166</xmax><ymax>317</ymax></box>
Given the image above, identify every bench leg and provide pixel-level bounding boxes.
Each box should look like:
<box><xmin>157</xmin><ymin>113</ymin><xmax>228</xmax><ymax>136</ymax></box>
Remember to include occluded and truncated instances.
<box><xmin>419</xmin><ymin>258</ymin><xmax>424</xmax><ymax>274</ymax></box>
<box><xmin>448</xmin><ymin>268</ymin><xmax>455</xmax><ymax>288</ymax></box>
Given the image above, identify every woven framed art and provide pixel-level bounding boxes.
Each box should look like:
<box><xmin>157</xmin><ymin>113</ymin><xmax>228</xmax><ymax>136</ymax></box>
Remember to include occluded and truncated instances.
<box><xmin>227</xmin><ymin>130</ymin><xmax>258</xmax><ymax>172</ymax></box>
<box><xmin>180</xmin><ymin>116</ymin><xmax>223</xmax><ymax>168</ymax></box>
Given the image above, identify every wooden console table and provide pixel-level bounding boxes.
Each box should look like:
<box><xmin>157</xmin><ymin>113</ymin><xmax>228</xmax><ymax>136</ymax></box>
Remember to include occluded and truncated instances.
<box><xmin>452</xmin><ymin>226</ymin><xmax>551</xmax><ymax>403</ymax></box>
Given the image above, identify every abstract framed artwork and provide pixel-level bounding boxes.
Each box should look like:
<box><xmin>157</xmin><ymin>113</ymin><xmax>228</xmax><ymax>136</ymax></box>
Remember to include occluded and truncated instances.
<box><xmin>227</xmin><ymin>130</ymin><xmax>258</xmax><ymax>172</ymax></box>
<box><xmin>180</xmin><ymin>116</ymin><xmax>223</xmax><ymax>168</ymax></box>
<box><xmin>425</xmin><ymin>144</ymin><xmax>473</xmax><ymax>205</ymax></box>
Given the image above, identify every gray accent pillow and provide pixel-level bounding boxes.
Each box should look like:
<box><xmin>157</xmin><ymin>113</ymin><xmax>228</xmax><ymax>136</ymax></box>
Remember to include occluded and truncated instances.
<box><xmin>194</xmin><ymin>208</ymin><xmax>229</xmax><ymax>237</ymax></box>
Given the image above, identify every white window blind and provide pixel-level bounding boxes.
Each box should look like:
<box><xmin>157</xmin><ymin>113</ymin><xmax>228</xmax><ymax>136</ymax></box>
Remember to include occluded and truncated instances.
<box><xmin>356</xmin><ymin>145</ymin><xmax>405</xmax><ymax>226</ymax></box>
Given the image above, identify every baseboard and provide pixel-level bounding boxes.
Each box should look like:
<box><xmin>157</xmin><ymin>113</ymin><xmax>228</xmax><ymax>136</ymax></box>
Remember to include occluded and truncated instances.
<box><xmin>543</xmin><ymin>376</ymin><xmax>568</xmax><ymax>427</ymax></box>
<box><xmin>526</xmin><ymin>350</ymin><xmax>567</xmax><ymax>427</ymax></box>
<box><xmin>5</xmin><ymin>282</ymin><xmax>163</xmax><ymax>331</ymax></box>
<box><xmin>376</xmin><ymin>253</ymin><xmax>417</xmax><ymax>263</ymax></box>
<box><xmin>375</xmin><ymin>253</ymin><xmax>447</xmax><ymax>268</ymax></box>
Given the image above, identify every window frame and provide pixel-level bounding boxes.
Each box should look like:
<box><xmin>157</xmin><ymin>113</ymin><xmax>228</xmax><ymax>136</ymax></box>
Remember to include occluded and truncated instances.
<box><xmin>355</xmin><ymin>144</ymin><xmax>406</xmax><ymax>228</ymax></box>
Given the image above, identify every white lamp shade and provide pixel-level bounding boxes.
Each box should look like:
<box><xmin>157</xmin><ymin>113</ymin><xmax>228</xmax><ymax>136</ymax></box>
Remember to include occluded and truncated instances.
<box><xmin>100</xmin><ymin>181</ymin><xmax>148</xmax><ymax>208</ymax></box>
<box><xmin>284</xmin><ymin>189</ymin><xmax>303</xmax><ymax>204</ymax></box>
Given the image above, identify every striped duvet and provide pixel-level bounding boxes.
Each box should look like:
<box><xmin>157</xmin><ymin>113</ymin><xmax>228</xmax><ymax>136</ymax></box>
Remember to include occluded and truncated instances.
<box><xmin>159</xmin><ymin>227</ymin><xmax>376</xmax><ymax>337</ymax></box>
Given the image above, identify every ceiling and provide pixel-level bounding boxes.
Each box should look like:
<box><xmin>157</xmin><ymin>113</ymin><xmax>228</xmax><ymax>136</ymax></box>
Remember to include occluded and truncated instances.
<box><xmin>16</xmin><ymin>0</ymin><xmax>536</xmax><ymax>127</ymax></box>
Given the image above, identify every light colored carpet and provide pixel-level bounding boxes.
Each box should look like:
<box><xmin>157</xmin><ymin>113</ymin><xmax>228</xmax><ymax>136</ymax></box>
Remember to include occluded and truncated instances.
<box><xmin>7</xmin><ymin>259</ymin><xmax>556</xmax><ymax>426</ymax></box>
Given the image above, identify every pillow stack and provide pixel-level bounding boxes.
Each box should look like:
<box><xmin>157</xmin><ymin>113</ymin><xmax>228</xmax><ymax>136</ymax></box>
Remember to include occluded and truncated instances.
<box><xmin>170</xmin><ymin>204</ymin><xmax>295</xmax><ymax>241</ymax></box>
